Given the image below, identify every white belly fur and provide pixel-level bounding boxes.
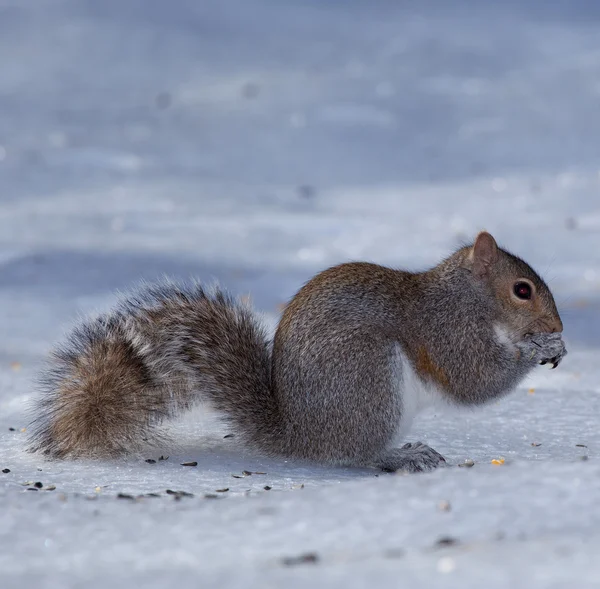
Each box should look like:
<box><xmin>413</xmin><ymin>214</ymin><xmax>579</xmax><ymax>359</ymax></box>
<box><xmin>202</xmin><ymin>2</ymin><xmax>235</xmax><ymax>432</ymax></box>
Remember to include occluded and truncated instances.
<box><xmin>390</xmin><ymin>343</ymin><xmax>448</xmax><ymax>445</ymax></box>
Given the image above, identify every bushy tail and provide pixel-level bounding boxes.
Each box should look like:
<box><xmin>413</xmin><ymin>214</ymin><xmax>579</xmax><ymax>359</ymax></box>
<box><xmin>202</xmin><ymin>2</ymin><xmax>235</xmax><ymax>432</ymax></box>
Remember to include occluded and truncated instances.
<box><xmin>28</xmin><ymin>282</ymin><xmax>281</xmax><ymax>458</ymax></box>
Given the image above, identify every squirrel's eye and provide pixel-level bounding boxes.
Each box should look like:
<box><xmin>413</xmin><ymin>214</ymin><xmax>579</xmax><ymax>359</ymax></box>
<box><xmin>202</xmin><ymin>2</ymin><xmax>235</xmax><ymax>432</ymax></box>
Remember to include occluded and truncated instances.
<box><xmin>513</xmin><ymin>281</ymin><xmax>532</xmax><ymax>300</ymax></box>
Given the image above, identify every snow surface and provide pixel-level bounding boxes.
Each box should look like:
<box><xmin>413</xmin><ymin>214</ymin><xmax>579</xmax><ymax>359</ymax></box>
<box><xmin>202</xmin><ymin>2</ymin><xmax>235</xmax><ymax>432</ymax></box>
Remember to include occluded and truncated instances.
<box><xmin>1</xmin><ymin>0</ymin><xmax>600</xmax><ymax>587</ymax></box>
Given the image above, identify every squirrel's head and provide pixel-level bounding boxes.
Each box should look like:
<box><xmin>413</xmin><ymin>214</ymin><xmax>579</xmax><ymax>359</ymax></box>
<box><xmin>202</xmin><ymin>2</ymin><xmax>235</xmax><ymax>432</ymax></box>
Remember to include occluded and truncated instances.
<box><xmin>463</xmin><ymin>231</ymin><xmax>563</xmax><ymax>341</ymax></box>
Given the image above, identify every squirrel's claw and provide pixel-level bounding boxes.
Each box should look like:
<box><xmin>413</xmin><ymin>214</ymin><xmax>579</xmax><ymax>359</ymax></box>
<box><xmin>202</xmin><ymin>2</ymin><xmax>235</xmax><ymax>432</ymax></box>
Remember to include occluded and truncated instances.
<box><xmin>541</xmin><ymin>356</ymin><xmax>561</xmax><ymax>369</ymax></box>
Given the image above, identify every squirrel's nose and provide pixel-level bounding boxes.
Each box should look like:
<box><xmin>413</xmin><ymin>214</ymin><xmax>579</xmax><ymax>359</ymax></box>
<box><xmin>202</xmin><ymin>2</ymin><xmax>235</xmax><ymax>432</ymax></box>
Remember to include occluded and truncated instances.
<box><xmin>548</xmin><ymin>317</ymin><xmax>563</xmax><ymax>333</ymax></box>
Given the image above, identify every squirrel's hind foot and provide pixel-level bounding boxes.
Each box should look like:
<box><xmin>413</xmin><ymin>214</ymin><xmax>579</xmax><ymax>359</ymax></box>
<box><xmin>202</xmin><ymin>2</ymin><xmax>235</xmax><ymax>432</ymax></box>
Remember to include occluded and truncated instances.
<box><xmin>376</xmin><ymin>442</ymin><xmax>446</xmax><ymax>473</ymax></box>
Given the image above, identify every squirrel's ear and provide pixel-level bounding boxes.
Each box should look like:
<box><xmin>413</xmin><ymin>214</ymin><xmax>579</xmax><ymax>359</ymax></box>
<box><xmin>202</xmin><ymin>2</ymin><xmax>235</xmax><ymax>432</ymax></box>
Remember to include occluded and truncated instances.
<box><xmin>469</xmin><ymin>231</ymin><xmax>499</xmax><ymax>278</ymax></box>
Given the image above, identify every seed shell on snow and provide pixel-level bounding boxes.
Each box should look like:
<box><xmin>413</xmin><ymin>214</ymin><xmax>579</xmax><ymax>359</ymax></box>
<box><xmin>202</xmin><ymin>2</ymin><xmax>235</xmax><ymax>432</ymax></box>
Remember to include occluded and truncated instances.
<box><xmin>281</xmin><ymin>553</ymin><xmax>319</xmax><ymax>567</ymax></box>
<box><xmin>435</xmin><ymin>536</ymin><xmax>459</xmax><ymax>548</ymax></box>
<box><xmin>166</xmin><ymin>489</ymin><xmax>194</xmax><ymax>498</ymax></box>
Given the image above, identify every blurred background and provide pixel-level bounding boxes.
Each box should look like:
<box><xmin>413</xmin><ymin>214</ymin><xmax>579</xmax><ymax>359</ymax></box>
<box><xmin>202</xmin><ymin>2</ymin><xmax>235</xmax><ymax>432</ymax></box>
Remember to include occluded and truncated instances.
<box><xmin>1</xmin><ymin>5</ymin><xmax>600</xmax><ymax>584</ymax></box>
<box><xmin>0</xmin><ymin>0</ymin><xmax>599</xmax><ymax>369</ymax></box>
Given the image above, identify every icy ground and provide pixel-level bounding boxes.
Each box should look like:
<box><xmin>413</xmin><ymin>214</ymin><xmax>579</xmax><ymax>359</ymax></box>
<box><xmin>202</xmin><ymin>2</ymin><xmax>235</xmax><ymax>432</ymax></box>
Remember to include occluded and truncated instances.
<box><xmin>1</xmin><ymin>0</ymin><xmax>600</xmax><ymax>587</ymax></box>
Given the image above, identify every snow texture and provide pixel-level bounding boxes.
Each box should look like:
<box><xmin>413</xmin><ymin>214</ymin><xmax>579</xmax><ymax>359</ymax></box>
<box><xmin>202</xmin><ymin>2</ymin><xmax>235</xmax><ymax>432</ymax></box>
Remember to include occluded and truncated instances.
<box><xmin>0</xmin><ymin>0</ymin><xmax>599</xmax><ymax>587</ymax></box>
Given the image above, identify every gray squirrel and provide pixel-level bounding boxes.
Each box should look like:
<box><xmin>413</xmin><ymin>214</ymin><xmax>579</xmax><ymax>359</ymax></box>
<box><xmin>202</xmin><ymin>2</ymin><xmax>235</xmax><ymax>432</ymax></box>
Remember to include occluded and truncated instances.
<box><xmin>29</xmin><ymin>231</ymin><xmax>566</xmax><ymax>472</ymax></box>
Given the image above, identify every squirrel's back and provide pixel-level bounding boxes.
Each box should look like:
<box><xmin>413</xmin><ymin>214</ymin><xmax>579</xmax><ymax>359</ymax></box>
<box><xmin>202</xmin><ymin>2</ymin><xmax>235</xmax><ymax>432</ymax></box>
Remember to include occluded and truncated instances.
<box><xmin>271</xmin><ymin>262</ymin><xmax>419</xmax><ymax>463</ymax></box>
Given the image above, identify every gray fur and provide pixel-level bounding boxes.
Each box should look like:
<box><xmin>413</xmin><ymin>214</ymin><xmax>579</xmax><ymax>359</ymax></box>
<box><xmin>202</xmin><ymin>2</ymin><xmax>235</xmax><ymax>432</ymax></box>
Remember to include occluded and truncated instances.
<box><xmin>28</xmin><ymin>234</ymin><xmax>565</xmax><ymax>472</ymax></box>
<box><xmin>28</xmin><ymin>282</ymin><xmax>278</xmax><ymax>458</ymax></box>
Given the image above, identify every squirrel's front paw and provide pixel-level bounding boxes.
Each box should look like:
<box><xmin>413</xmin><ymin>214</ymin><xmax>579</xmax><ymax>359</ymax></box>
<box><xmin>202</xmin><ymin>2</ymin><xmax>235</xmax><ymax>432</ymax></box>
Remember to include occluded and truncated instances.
<box><xmin>376</xmin><ymin>442</ymin><xmax>446</xmax><ymax>473</ymax></box>
<box><xmin>519</xmin><ymin>332</ymin><xmax>567</xmax><ymax>369</ymax></box>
